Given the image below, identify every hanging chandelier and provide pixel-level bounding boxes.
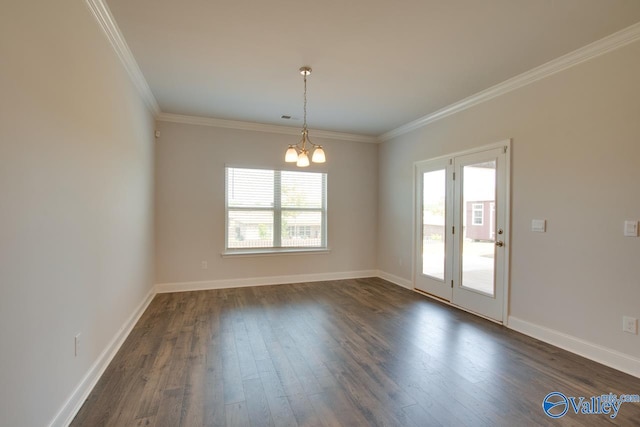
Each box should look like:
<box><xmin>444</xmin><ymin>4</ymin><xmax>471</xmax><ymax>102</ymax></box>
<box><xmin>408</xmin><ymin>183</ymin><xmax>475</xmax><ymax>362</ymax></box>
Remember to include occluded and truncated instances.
<box><xmin>285</xmin><ymin>66</ymin><xmax>325</xmax><ymax>167</ymax></box>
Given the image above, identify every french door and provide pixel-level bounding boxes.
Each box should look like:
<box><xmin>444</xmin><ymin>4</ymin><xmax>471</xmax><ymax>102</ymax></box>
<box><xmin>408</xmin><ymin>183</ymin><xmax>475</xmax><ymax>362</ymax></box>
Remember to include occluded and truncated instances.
<box><xmin>414</xmin><ymin>142</ymin><xmax>510</xmax><ymax>322</ymax></box>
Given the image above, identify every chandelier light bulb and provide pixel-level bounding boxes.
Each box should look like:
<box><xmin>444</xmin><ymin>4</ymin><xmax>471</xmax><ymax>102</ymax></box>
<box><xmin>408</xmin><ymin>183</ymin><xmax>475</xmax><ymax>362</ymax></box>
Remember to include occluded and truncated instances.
<box><xmin>297</xmin><ymin>151</ymin><xmax>310</xmax><ymax>167</ymax></box>
<box><xmin>312</xmin><ymin>146</ymin><xmax>326</xmax><ymax>163</ymax></box>
<box><xmin>285</xmin><ymin>145</ymin><xmax>298</xmax><ymax>162</ymax></box>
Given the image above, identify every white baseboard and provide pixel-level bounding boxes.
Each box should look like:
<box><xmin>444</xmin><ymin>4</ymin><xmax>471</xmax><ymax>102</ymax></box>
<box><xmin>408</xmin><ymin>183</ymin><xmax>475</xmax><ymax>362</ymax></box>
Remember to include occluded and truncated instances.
<box><xmin>508</xmin><ymin>316</ymin><xmax>640</xmax><ymax>379</ymax></box>
<box><xmin>376</xmin><ymin>270</ymin><xmax>413</xmax><ymax>289</ymax></box>
<box><xmin>49</xmin><ymin>287</ymin><xmax>156</xmax><ymax>427</ymax></box>
<box><xmin>155</xmin><ymin>270</ymin><xmax>379</xmax><ymax>293</ymax></box>
<box><xmin>375</xmin><ymin>270</ymin><xmax>640</xmax><ymax>379</ymax></box>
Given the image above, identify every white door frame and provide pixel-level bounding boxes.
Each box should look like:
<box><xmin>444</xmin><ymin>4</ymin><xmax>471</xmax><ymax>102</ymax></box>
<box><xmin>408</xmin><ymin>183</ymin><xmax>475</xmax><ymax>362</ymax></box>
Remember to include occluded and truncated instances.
<box><xmin>412</xmin><ymin>139</ymin><xmax>511</xmax><ymax>323</ymax></box>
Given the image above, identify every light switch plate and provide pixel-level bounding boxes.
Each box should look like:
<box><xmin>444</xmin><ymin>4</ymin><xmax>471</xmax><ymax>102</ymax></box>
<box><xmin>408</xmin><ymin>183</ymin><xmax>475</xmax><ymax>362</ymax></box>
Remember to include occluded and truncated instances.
<box><xmin>623</xmin><ymin>316</ymin><xmax>638</xmax><ymax>334</ymax></box>
<box><xmin>624</xmin><ymin>220</ymin><xmax>638</xmax><ymax>237</ymax></box>
<box><xmin>531</xmin><ymin>219</ymin><xmax>546</xmax><ymax>233</ymax></box>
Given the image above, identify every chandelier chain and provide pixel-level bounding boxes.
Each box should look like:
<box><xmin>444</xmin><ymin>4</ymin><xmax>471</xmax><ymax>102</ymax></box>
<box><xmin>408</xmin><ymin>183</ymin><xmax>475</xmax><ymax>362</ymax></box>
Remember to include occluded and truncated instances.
<box><xmin>303</xmin><ymin>73</ymin><xmax>308</xmax><ymax>131</ymax></box>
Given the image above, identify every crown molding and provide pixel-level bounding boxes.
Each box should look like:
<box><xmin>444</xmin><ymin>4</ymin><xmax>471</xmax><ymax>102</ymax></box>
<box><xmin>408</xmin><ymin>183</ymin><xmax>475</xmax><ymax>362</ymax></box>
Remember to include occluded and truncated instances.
<box><xmin>380</xmin><ymin>22</ymin><xmax>640</xmax><ymax>142</ymax></box>
<box><xmin>156</xmin><ymin>113</ymin><xmax>379</xmax><ymax>143</ymax></box>
<box><xmin>84</xmin><ymin>0</ymin><xmax>160</xmax><ymax>115</ymax></box>
<box><xmin>85</xmin><ymin>0</ymin><xmax>639</xmax><ymax>142</ymax></box>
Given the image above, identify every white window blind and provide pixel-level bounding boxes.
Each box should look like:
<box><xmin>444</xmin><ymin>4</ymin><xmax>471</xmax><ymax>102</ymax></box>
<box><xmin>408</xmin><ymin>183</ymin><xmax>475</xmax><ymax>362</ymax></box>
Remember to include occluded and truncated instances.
<box><xmin>226</xmin><ymin>167</ymin><xmax>327</xmax><ymax>251</ymax></box>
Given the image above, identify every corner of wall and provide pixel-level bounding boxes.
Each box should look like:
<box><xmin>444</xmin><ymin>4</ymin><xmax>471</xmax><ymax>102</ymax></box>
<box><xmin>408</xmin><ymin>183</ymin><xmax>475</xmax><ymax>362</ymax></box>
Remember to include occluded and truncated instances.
<box><xmin>49</xmin><ymin>288</ymin><xmax>156</xmax><ymax>427</ymax></box>
<box><xmin>376</xmin><ymin>270</ymin><xmax>413</xmax><ymax>290</ymax></box>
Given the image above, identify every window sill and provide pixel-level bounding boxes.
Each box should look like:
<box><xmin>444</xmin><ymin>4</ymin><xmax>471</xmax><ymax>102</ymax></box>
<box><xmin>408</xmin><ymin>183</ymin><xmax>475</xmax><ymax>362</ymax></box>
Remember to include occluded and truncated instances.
<box><xmin>221</xmin><ymin>248</ymin><xmax>331</xmax><ymax>258</ymax></box>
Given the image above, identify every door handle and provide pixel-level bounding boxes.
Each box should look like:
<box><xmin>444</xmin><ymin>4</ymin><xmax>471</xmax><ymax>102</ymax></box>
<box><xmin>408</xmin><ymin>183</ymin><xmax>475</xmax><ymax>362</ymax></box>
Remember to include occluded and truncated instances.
<box><xmin>495</xmin><ymin>240</ymin><xmax>504</xmax><ymax>247</ymax></box>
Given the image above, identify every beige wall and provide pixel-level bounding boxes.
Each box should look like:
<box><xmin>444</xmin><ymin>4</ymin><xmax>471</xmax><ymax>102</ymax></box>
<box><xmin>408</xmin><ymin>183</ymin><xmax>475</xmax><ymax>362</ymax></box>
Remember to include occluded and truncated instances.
<box><xmin>378</xmin><ymin>41</ymin><xmax>640</xmax><ymax>362</ymax></box>
<box><xmin>154</xmin><ymin>121</ymin><xmax>378</xmax><ymax>285</ymax></box>
<box><xmin>0</xmin><ymin>1</ymin><xmax>155</xmax><ymax>426</ymax></box>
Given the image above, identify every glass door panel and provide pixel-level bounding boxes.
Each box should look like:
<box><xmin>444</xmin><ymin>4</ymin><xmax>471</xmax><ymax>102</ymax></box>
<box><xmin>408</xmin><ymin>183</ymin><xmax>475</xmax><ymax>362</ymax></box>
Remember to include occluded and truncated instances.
<box><xmin>422</xmin><ymin>170</ymin><xmax>446</xmax><ymax>280</ymax></box>
<box><xmin>461</xmin><ymin>161</ymin><xmax>496</xmax><ymax>296</ymax></box>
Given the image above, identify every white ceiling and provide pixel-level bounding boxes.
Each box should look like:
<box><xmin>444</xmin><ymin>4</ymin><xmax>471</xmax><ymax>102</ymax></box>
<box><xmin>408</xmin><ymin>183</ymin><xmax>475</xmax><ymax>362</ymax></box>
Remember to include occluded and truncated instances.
<box><xmin>105</xmin><ymin>0</ymin><xmax>640</xmax><ymax>137</ymax></box>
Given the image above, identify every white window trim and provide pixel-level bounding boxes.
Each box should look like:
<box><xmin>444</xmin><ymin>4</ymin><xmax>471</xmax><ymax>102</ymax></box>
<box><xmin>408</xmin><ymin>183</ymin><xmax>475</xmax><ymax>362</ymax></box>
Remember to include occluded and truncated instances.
<box><xmin>225</xmin><ymin>166</ymin><xmax>328</xmax><ymax>254</ymax></box>
<box><xmin>221</xmin><ymin>248</ymin><xmax>331</xmax><ymax>257</ymax></box>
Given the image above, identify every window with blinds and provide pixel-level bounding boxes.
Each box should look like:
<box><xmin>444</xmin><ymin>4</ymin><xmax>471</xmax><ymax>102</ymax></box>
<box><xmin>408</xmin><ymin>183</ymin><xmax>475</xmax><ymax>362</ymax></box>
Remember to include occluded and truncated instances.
<box><xmin>225</xmin><ymin>167</ymin><xmax>327</xmax><ymax>251</ymax></box>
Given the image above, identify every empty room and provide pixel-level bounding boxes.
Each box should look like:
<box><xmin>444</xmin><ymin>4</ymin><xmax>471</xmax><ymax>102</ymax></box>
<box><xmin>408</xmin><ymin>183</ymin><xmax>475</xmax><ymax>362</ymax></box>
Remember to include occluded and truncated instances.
<box><xmin>2</xmin><ymin>0</ymin><xmax>640</xmax><ymax>426</ymax></box>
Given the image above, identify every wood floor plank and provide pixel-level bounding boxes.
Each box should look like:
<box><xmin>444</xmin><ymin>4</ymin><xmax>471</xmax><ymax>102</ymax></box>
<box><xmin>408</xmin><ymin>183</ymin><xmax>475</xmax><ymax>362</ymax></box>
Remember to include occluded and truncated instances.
<box><xmin>179</xmin><ymin>294</ymin><xmax>210</xmax><ymax>426</ymax></box>
<box><xmin>71</xmin><ymin>279</ymin><xmax>640</xmax><ymax>427</ymax></box>
<box><xmin>243</xmin><ymin>378</ymin><xmax>274</xmax><ymax>427</ymax></box>
<box><xmin>225</xmin><ymin>401</ymin><xmax>251</xmax><ymax>427</ymax></box>
<box><xmin>221</xmin><ymin>293</ymin><xmax>247</xmax><ymax>405</ymax></box>
<box><xmin>154</xmin><ymin>387</ymin><xmax>186</xmax><ymax>427</ymax></box>
<box><xmin>203</xmin><ymin>345</ymin><xmax>226</xmax><ymax>427</ymax></box>
<box><xmin>307</xmin><ymin>388</ymin><xmax>371</xmax><ymax>427</ymax></box>
<box><xmin>285</xmin><ymin>392</ymin><xmax>324</xmax><ymax>427</ymax></box>
<box><xmin>255</xmin><ymin>359</ymin><xmax>300</xmax><ymax>427</ymax></box>
<box><xmin>324</xmin><ymin>358</ymin><xmax>413</xmax><ymax>426</ymax></box>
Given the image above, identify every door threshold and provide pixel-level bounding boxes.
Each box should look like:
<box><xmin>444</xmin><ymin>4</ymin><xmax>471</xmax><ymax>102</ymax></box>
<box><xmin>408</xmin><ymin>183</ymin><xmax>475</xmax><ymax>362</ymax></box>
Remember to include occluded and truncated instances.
<box><xmin>413</xmin><ymin>287</ymin><xmax>503</xmax><ymax>325</ymax></box>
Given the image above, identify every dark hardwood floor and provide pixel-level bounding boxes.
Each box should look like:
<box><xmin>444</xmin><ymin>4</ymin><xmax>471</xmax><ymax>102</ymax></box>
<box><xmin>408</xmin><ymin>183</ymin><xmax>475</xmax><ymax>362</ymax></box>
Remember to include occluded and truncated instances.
<box><xmin>71</xmin><ymin>278</ymin><xmax>640</xmax><ymax>426</ymax></box>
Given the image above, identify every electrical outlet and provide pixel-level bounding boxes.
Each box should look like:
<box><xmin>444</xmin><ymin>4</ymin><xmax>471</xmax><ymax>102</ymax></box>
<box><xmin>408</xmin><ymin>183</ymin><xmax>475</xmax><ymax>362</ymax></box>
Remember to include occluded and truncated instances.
<box><xmin>624</xmin><ymin>220</ymin><xmax>638</xmax><ymax>237</ymax></box>
<box><xmin>74</xmin><ymin>333</ymin><xmax>82</xmax><ymax>357</ymax></box>
<box><xmin>622</xmin><ymin>316</ymin><xmax>638</xmax><ymax>335</ymax></box>
<box><xmin>201</xmin><ymin>261</ymin><xmax>208</xmax><ymax>269</ymax></box>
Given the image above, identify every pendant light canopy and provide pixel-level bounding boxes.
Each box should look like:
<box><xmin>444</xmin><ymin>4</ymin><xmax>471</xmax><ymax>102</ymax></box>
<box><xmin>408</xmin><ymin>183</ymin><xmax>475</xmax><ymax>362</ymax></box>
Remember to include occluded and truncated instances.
<box><xmin>284</xmin><ymin>67</ymin><xmax>325</xmax><ymax>167</ymax></box>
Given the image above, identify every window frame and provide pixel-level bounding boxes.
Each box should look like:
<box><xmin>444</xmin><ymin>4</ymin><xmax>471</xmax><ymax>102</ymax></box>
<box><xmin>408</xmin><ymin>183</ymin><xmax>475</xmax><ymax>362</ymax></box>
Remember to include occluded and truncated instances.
<box><xmin>472</xmin><ymin>203</ymin><xmax>484</xmax><ymax>226</ymax></box>
<box><xmin>224</xmin><ymin>166</ymin><xmax>328</xmax><ymax>255</ymax></box>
